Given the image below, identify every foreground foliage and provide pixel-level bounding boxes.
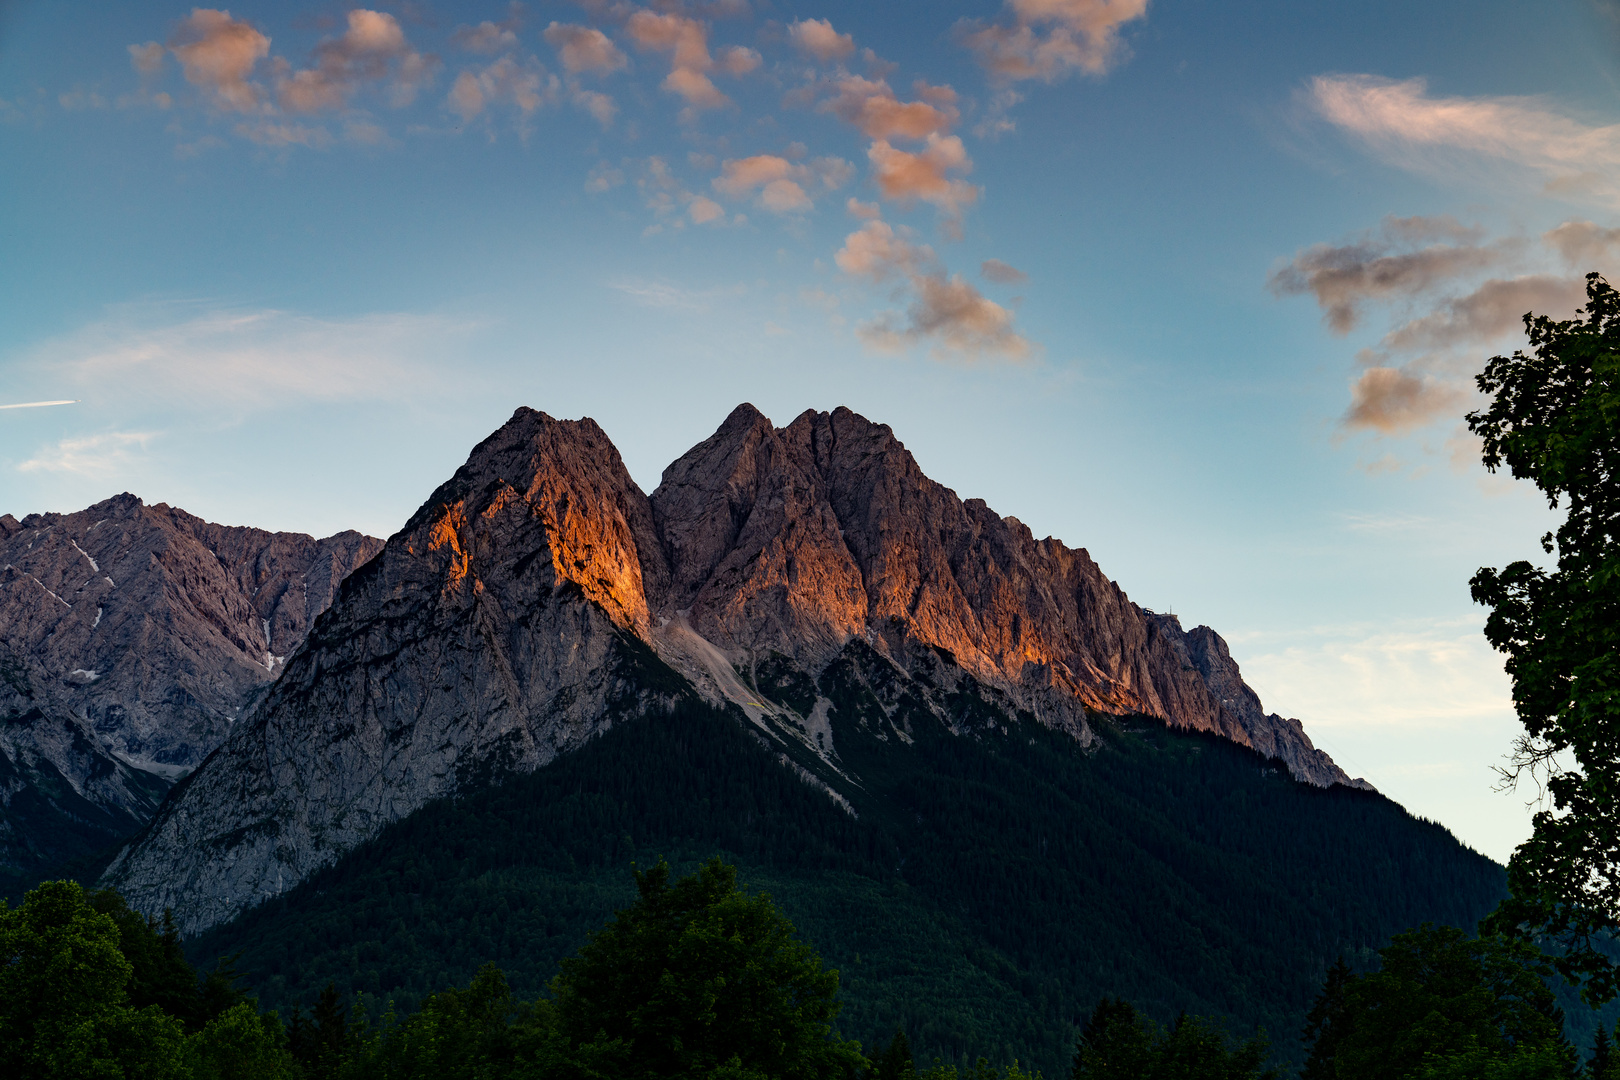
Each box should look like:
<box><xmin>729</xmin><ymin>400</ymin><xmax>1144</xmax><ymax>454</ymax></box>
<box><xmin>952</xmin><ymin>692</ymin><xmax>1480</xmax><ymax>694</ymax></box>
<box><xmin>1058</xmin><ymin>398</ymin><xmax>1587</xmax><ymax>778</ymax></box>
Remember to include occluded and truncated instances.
<box><xmin>1467</xmin><ymin>273</ymin><xmax>1620</xmax><ymax>1002</ymax></box>
<box><xmin>1300</xmin><ymin>925</ymin><xmax>1576</xmax><ymax>1079</ymax></box>
<box><xmin>1069</xmin><ymin>996</ymin><xmax>1278</xmax><ymax>1079</ymax></box>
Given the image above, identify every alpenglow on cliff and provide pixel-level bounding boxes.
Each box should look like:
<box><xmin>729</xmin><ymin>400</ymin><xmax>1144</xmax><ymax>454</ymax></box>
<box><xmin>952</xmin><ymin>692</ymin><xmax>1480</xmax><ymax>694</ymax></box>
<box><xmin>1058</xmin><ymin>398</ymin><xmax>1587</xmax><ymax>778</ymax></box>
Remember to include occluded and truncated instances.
<box><xmin>106</xmin><ymin>404</ymin><xmax>1366</xmax><ymax>932</ymax></box>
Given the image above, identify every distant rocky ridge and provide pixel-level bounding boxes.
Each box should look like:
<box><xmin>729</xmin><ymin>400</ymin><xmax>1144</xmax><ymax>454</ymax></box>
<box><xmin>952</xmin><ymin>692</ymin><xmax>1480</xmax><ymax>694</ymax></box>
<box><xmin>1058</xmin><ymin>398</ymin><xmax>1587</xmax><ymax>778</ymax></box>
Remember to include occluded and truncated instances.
<box><xmin>105</xmin><ymin>404</ymin><xmax>1367</xmax><ymax>934</ymax></box>
<box><xmin>0</xmin><ymin>496</ymin><xmax>381</xmax><ymax>878</ymax></box>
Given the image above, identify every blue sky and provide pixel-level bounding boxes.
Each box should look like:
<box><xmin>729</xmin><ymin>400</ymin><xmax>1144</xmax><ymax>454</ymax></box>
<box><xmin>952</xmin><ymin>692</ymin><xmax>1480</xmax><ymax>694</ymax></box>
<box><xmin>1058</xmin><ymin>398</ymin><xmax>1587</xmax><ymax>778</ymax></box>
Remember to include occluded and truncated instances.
<box><xmin>3</xmin><ymin>0</ymin><xmax>1618</xmax><ymax>861</ymax></box>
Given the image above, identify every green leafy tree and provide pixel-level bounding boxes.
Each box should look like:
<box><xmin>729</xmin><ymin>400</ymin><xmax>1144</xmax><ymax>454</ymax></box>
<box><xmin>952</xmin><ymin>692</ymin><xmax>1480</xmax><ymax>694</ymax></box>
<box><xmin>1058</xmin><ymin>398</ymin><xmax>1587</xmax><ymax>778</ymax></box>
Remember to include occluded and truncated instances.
<box><xmin>1300</xmin><ymin>924</ymin><xmax>1573</xmax><ymax>1080</ymax></box>
<box><xmin>184</xmin><ymin>1002</ymin><xmax>299</xmax><ymax>1080</ymax></box>
<box><xmin>1070</xmin><ymin>997</ymin><xmax>1274</xmax><ymax>1080</ymax></box>
<box><xmin>1466</xmin><ymin>272</ymin><xmax>1620</xmax><ymax>1001</ymax></box>
<box><xmin>549</xmin><ymin>857</ymin><xmax>867</xmax><ymax>1080</ymax></box>
<box><xmin>0</xmin><ymin>879</ymin><xmax>188</xmax><ymax>1078</ymax></box>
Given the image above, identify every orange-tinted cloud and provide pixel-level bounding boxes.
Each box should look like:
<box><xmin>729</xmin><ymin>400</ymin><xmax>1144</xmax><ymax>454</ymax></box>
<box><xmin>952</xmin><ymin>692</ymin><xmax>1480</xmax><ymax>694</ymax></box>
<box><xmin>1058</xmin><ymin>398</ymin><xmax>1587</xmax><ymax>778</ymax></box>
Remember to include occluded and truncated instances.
<box><xmin>711</xmin><ymin>153</ymin><xmax>848</xmax><ymax>213</ymax></box>
<box><xmin>962</xmin><ymin>0</ymin><xmax>1149</xmax><ymax>83</ymax></box>
<box><xmin>543</xmin><ymin>23</ymin><xmax>628</xmax><ymax>75</ymax></box>
<box><xmin>822</xmin><ymin>75</ymin><xmax>957</xmax><ymax>140</ymax></box>
<box><xmin>981</xmin><ymin>258</ymin><xmax>1027</xmax><ymax>283</ymax></box>
<box><xmin>717</xmin><ymin>45</ymin><xmax>761</xmax><ymax>75</ymax></box>
<box><xmin>788</xmin><ymin>18</ymin><xmax>854</xmax><ymax>62</ymax></box>
<box><xmin>168</xmin><ymin>9</ymin><xmax>270</xmax><ymax>113</ymax></box>
<box><xmin>835</xmin><ymin>220</ymin><xmax>1031</xmax><ymax>361</ymax></box>
<box><xmin>573</xmin><ymin>88</ymin><xmax>617</xmax><ymax>126</ymax></box>
<box><xmin>1268</xmin><ymin>216</ymin><xmax>1508</xmax><ymax>333</ymax></box>
<box><xmin>625</xmin><ymin>10</ymin><xmax>728</xmax><ymax>111</ymax></box>
<box><xmin>1343</xmin><ymin>367</ymin><xmax>1464</xmax><ymax>434</ymax></box>
<box><xmin>868</xmin><ymin>134</ymin><xmax>978</xmax><ymax>221</ymax></box>
<box><xmin>275</xmin><ymin>9</ymin><xmax>436</xmax><ymax>113</ymax></box>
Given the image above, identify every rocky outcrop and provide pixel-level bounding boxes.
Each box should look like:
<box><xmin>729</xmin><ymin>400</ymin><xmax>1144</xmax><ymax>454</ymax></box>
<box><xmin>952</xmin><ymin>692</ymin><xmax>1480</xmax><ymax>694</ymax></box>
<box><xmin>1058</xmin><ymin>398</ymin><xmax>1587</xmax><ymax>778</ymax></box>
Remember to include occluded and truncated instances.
<box><xmin>103</xmin><ymin>412</ymin><xmax>677</xmax><ymax>931</ymax></box>
<box><xmin>106</xmin><ymin>404</ymin><xmax>1365</xmax><ymax>933</ymax></box>
<box><xmin>0</xmin><ymin>495</ymin><xmax>381</xmax><ymax>878</ymax></box>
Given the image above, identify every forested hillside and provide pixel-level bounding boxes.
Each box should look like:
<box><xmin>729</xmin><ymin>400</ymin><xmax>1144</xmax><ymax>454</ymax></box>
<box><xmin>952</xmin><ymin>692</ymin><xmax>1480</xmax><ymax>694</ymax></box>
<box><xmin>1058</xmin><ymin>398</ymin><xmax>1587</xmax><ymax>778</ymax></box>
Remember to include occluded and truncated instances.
<box><xmin>187</xmin><ymin>661</ymin><xmax>1504</xmax><ymax>1076</ymax></box>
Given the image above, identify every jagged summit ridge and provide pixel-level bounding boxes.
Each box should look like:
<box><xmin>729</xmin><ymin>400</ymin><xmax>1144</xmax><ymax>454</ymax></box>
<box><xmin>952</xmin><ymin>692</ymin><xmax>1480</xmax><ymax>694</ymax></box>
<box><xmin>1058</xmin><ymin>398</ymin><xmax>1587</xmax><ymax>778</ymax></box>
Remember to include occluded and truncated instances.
<box><xmin>105</xmin><ymin>404</ymin><xmax>1364</xmax><ymax>933</ymax></box>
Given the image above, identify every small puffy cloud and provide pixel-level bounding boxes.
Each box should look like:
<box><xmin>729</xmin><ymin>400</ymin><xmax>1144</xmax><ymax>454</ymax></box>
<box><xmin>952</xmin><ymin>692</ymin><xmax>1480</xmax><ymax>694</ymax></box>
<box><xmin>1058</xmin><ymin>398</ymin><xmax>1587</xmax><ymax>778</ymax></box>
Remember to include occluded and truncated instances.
<box><xmin>788</xmin><ymin>18</ymin><xmax>855</xmax><ymax>62</ymax></box>
<box><xmin>275</xmin><ymin>9</ymin><xmax>437</xmax><ymax>113</ymax></box>
<box><xmin>573</xmin><ymin>89</ymin><xmax>617</xmax><ymax>126</ymax></box>
<box><xmin>1309</xmin><ymin>75</ymin><xmax>1620</xmax><ymax>209</ymax></box>
<box><xmin>626</xmin><ymin>10</ymin><xmax>729</xmax><ymax>111</ymax></box>
<box><xmin>835</xmin><ymin>220</ymin><xmax>1031</xmax><ymax>361</ymax></box>
<box><xmin>688</xmin><ymin>195</ymin><xmax>725</xmax><ymax>224</ymax></box>
<box><xmin>543</xmin><ymin>23</ymin><xmax>628</xmax><ymax>75</ymax></box>
<box><xmin>447</xmin><ymin>56</ymin><xmax>552</xmax><ymax>123</ymax></box>
<box><xmin>168</xmin><ymin>9</ymin><xmax>271</xmax><ymax>113</ymax></box>
<box><xmin>847</xmin><ymin>197</ymin><xmax>881</xmax><ymax>219</ymax></box>
<box><xmin>452</xmin><ymin>21</ymin><xmax>519</xmax><ymax>55</ymax></box>
<box><xmin>718</xmin><ymin>45</ymin><xmax>761</xmax><ymax>75</ymax></box>
<box><xmin>961</xmin><ymin>0</ymin><xmax>1150</xmax><ymax>83</ymax></box>
<box><xmin>1343</xmin><ymin>368</ymin><xmax>1465</xmax><ymax>435</ymax></box>
<box><xmin>129</xmin><ymin>42</ymin><xmax>165</xmax><ymax>76</ymax></box>
<box><xmin>822</xmin><ymin>75</ymin><xmax>957</xmax><ymax>140</ymax></box>
<box><xmin>1268</xmin><ymin>216</ymin><xmax>1508</xmax><ymax>334</ymax></box>
<box><xmin>1544</xmin><ymin>220</ymin><xmax>1620</xmax><ymax>270</ymax></box>
<box><xmin>868</xmin><ymin>134</ymin><xmax>979</xmax><ymax>221</ymax></box>
<box><xmin>712</xmin><ymin>153</ymin><xmax>849</xmax><ymax>213</ymax></box>
<box><xmin>981</xmin><ymin>258</ymin><xmax>1028</xmax><ymax>283</ymax></box>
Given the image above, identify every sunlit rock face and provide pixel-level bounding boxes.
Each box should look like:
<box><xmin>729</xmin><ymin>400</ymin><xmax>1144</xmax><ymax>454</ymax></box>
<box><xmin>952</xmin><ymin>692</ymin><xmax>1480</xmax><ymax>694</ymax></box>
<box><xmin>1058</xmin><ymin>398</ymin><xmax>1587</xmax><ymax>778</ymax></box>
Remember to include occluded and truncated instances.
<box><xmin>107</xmin><ymin>403</ymin><xmax>1363</xmax><ymax>933</ymax></box>
<box><xmin>0</xmin><ymin>495</ymin><xmax>381</xmax><ymax>877</ymax></box>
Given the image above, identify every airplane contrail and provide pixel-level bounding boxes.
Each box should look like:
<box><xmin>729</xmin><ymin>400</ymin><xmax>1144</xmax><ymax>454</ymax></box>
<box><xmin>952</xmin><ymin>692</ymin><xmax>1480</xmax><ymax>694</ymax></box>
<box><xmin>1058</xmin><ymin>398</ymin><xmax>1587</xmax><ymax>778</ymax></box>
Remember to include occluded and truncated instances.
<box><xmin>0</xmin><ymin>400</ymin><xmax>78</xmax><ymax>410</ymax></box>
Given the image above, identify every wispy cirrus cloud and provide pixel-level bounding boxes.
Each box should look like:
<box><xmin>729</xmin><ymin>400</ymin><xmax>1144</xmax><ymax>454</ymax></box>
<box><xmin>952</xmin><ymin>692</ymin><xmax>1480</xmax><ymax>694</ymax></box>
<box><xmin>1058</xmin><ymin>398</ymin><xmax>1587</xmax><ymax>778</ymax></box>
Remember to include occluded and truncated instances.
<box><xmin>26</xmin><ymin>304</ymin><xmax>473</xmax><ymax>413</ymax></box>
<box><xmin>1309</xmin><ymin>75</ymin><xmax>1620</xmax><ymax>208</ymax></box>
<box><xmin>18</xmin><ymin>431</ymin><xmax>160</xmax><ymax>477</ymax></box>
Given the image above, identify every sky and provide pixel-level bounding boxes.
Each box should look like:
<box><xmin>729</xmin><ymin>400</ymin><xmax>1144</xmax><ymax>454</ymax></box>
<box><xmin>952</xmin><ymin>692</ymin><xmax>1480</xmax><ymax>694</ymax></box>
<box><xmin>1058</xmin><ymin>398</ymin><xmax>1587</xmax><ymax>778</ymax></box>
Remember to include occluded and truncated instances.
<box><xmin>3</xmin><ymin>0</ymin><xmax>1618</xmax><ymax>863</ymax></box>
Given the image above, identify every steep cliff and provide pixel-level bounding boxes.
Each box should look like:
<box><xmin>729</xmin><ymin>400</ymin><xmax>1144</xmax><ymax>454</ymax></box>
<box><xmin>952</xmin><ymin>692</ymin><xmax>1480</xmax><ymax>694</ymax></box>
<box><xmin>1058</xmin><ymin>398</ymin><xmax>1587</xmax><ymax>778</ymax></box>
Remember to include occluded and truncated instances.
<box><xmin>104</xmin><ymin>411</ymin><xmax>677</xmax><ymax>930</ymax></box>
<box><xmin>107</xmin><ymin>404</ymin><xmax>1365</xmax><ymax>933</ymax></box>
<box><xmin>0</xmin><ymin>495</ymin><xmax>380</xmax><ymax>881</ymax></box>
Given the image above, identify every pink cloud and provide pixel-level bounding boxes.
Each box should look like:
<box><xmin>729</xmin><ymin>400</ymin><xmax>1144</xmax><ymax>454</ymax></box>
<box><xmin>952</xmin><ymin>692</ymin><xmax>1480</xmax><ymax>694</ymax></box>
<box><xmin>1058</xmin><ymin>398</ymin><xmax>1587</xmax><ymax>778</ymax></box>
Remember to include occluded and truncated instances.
<box><xmin>788</xmin><ymin>18</ymin><xmax>855</xmax><ymax>63</ymax></box>
<box><xmin>822</xmin><ymin>75</ymin><xmax>957</xmax><ymax>140</ymax></box>
<box><xmin>1544</xmin><ymin>220</ymin><xmax>1620</xmax><ymax>270</ymax></box>
<box><xmin>275</xmin><ymin>9</ymin><xmax>437</xmax><ymax>113</ymax></box>
<box><xmin>711</xmin><ymin>153</ymin><xmax>849</xmax><ymax>213</ymax></box>
<box><xmin>1309</xmin><ymin>75</ymin><xmax>1620</xmax><ymax>208</ymax></box>
<box><xmin>625</xmin><ymin>10</ymin><xmax>729</xmax><ymax>111</ymax></box>
<box><xmin>168</xmin><ymin>9</ymin><xmax>270</xmax><ymax>113</ymax></box>
<box><xmin>961</xmin><ymin>0</ymin><xmax>1149</xmax><ymax>82</ymax></box>
<box><xmin>1343</xmin><ymin>367</ymin><xmax>1465</xmax><ymax>434</ymax></box>
<box><xmin>868</xmin><ymin>134</ymin><xmax>979</xmax><ymax>222</ymax></box>
<box><xmin>543</xmin><ymin>23</ymin><xmax>628</xmax><ymax>75</ymax></box>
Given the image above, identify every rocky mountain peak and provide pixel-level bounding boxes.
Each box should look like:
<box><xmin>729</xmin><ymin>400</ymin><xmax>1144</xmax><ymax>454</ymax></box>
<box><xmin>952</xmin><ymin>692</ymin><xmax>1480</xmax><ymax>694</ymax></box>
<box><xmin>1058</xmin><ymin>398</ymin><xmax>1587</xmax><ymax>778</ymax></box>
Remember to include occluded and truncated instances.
<box><xmin>104</xmin><ymin>402</ymin><xmax>1365</xmax><ymax>933</ymax></box>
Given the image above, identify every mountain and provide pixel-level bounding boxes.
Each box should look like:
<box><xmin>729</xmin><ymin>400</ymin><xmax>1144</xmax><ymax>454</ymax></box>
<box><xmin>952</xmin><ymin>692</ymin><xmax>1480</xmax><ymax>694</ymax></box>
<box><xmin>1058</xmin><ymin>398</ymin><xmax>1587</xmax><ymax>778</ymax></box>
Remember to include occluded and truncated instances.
<box><xmin>105</xmin><ymin>403</ymin><xmax>1365</xmax><ymax>934</ymax></box>
<box><xmin>0</xmin><ymin>495</ymin><xmax>381</xmax><ymax>888</ymax></box>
